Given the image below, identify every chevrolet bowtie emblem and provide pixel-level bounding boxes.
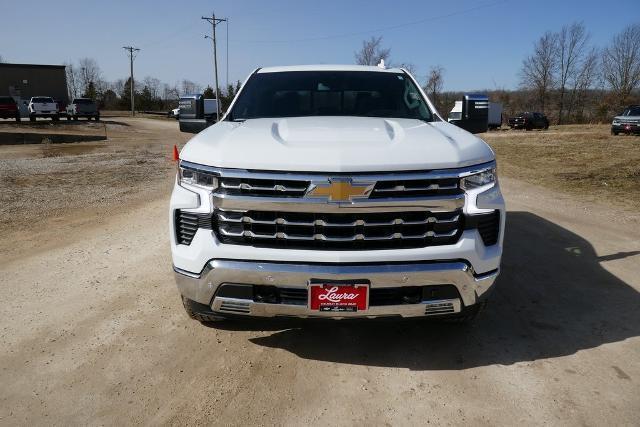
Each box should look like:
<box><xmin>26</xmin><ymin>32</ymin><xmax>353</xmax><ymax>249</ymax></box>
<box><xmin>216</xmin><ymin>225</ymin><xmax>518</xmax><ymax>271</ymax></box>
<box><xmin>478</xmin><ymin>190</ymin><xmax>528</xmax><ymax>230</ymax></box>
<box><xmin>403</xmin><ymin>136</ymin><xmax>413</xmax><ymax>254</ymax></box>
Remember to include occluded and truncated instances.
<box><xmin>306</xmin><ymin>178</ymin><xmax>374</xmax><ymax>202</ymax></box>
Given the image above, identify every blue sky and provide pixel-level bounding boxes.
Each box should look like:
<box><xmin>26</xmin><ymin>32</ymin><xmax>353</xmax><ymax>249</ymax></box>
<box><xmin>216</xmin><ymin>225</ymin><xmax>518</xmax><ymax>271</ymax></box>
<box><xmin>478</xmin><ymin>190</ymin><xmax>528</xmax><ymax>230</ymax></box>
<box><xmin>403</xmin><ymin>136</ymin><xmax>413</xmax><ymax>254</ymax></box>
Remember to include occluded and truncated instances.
<box><xmin>2</xmin><ymin>0</ymin><xmax>637</xmax><ymax>91</ymax></box>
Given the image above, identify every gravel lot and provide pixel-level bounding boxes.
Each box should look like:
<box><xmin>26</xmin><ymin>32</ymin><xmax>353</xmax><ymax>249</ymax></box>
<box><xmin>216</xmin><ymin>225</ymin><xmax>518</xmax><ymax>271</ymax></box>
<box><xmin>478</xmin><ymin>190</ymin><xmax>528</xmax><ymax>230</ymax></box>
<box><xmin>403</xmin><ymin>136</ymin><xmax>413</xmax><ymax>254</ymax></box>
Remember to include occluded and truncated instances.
<box><xmin>0</xmin><ymin>119</ymin><xmax>638</xmax><ymax>425</ymax></box>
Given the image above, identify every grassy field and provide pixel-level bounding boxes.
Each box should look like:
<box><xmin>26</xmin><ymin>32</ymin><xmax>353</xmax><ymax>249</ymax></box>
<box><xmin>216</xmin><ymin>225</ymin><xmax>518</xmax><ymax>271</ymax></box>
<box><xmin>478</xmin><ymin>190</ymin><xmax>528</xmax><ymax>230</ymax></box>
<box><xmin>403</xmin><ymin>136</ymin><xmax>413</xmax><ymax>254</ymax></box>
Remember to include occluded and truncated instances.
<box><xmin>482</xmin><ymin>125</ymin><xmax>640</xmax><ymax>211</ymax></box>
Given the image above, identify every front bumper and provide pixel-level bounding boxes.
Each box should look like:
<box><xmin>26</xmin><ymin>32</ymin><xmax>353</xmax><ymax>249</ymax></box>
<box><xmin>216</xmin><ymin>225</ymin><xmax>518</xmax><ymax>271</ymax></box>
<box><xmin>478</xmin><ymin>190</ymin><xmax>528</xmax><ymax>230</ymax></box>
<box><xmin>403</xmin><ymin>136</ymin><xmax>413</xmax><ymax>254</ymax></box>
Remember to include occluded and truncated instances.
<box><xmin>612</xmin><ymin>123</ymin><xmax>640</xmax><ymax>134</ymax></box>
<box><xmin>174</xmin><ymin>259</ymin><xmax>498</xmax><ymax>318</ymax></box>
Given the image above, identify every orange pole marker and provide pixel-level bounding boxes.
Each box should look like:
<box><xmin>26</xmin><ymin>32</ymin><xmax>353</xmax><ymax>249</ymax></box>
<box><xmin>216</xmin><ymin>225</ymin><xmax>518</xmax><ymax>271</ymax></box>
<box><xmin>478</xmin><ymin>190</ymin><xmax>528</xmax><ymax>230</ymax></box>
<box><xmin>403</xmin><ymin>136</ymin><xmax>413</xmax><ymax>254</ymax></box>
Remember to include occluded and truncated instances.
<box><xmin>172</xmin><ymin>145</ymin><xmax>179</xmax><ymax>161</ymax></box>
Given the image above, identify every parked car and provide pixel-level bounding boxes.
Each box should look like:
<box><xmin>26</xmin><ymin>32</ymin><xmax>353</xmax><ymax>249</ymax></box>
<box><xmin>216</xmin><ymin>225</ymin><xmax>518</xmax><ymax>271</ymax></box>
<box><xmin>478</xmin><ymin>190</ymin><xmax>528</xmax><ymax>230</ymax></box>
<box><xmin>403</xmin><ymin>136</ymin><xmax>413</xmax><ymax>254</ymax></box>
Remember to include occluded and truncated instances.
<box><xmin>0</xmin><ymin>96</ymin><xmax>20</xmax><ymax>121</ymax></box>
<box><xmin>66</xmin><ymin>98</ymin><xmax>99</xmax><ymax>121</ymax></box>
<box><xmin>28</xmin><ymin>96</ymin><xmax>59</xmax><ymax>121</ymax></box>
<box><xmin>508</xmin><ymin>112</ymin><xmax>549</xmax><ymax>130</ymax></box>
<box><xmin>171</xmin><ymin>64</ymin><xmax>504</xmax><ymax>324</ymax></box>
<box><xmin>611</xmin><ymin>105</ymin><xmax>640</xmax><ymax>135</ymax></box>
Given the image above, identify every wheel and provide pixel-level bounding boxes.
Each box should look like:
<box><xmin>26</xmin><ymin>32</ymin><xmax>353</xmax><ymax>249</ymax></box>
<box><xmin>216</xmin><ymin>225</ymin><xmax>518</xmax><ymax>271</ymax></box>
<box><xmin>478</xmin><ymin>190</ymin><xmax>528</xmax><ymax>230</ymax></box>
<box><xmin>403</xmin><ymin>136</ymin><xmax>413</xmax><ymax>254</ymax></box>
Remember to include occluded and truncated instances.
<box><xmin>15</xmin><ymin>114</ymin><xmax>21</xmax><ymax>122</ymax></box>
<box><xmin>181</xmin><ymin>296</ymin><xmax>225</xmax><ymax>324</ymax></box>
<box><xmin>29</xmin><ymin>115</ymin><xmax>36</xmax><ymax>122</ymax></box>
<box><xmin>95</xmin><ymin>116</ymin><xmax>100</xmax><ymax>122</ymax></box>
<box><xmin>52</xmin><ymin>115</ymin><xmax>59</xmax><ymax>121</ymax></box>
<box><xmin>612</xmin><ymin>130</ymin><xmax>619</xmax><ymax>136</ymax></box>
<box><xmin>66</xmin><ymin>115</ymin><xmax>71</xmax><ymax>121</ymax></box>
<box><xmin>73</xmin><ymin>115</ymin><xmax>78</xmax><ymax>121</ymax></box>
<box><xmin>544</xmin><ymin>121</ymin><xmax>549</xmax><ymax>130</ymax></box>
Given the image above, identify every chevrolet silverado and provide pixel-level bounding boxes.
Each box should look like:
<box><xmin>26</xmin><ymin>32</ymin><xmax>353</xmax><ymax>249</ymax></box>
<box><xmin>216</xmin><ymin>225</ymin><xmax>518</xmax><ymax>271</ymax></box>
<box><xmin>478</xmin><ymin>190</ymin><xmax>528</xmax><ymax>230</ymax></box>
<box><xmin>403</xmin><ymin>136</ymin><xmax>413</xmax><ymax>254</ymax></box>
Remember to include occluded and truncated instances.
<box><xmin>170</xmin><ymin>65</ymin><xmax>505</xmax><ymax>323</ymax></box>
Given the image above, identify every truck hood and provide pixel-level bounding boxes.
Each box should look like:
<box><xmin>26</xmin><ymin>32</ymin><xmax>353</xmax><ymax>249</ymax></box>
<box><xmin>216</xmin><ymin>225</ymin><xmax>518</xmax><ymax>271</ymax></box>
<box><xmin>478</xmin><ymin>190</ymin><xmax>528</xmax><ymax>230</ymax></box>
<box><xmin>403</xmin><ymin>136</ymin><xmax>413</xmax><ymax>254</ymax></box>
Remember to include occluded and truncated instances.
<box><xmin>180</xmin><ymin>116</ymin><xmax>494</xmax><ymax>172</ymax></box>
<box><xmin>614</xmin><ymin>115</ymin><xmax>640</xmax><ymax>121</ymax></box>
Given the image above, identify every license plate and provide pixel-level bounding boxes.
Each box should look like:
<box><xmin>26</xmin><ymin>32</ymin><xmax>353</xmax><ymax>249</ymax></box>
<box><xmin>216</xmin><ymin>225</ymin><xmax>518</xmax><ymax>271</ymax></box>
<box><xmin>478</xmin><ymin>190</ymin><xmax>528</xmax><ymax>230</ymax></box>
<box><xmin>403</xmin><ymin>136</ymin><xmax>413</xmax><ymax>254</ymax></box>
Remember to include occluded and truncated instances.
<box><xmin>309</xmin><ymin>282</ymin><xmax>369</xmax><ymax>312</ymax></box>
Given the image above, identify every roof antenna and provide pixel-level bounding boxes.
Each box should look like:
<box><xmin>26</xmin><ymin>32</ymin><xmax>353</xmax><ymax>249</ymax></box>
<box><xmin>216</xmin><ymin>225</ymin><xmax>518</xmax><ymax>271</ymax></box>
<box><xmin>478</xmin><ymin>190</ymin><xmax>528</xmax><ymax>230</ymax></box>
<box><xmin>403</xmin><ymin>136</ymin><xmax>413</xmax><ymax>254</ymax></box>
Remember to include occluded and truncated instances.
<box><xmin>377</xmin><ymin>59</ymin><xmax>385</xmax><ymax>69</ymax></box>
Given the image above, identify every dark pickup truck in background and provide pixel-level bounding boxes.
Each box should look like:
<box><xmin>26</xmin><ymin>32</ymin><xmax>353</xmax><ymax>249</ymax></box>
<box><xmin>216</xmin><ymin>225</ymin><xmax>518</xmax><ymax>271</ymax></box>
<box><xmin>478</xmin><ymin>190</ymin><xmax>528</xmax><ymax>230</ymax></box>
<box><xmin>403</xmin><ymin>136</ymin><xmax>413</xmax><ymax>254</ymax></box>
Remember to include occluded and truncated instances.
<box><xmin>66</xmin><ymin>98</ymin><xmax>100</xmax><ymax>121</ymax></box>
<box><xmin>508</xmin><ymin>112</ymin><xmax>549</xmax><ymax>130</ymax></box>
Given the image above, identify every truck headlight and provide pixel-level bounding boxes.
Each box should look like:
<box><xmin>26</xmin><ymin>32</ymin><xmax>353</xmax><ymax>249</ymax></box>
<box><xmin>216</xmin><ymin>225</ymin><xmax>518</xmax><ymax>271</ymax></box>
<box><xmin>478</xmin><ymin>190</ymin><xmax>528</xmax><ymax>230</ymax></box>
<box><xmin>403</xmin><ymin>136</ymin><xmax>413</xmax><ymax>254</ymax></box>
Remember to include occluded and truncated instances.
<box><xmin>178</xmin><ymin>163</ymin><xmax>218</xmax><ymax>190</ymax></box>
<box><xmin>460</xmin><ymin>167</ymin><xmax>496</xmax><ymax>190</ymax></box>
<box><xmin>612</xmin><ymin>120</ymin><xmax>620</xmax><ymax>125</ymax></box>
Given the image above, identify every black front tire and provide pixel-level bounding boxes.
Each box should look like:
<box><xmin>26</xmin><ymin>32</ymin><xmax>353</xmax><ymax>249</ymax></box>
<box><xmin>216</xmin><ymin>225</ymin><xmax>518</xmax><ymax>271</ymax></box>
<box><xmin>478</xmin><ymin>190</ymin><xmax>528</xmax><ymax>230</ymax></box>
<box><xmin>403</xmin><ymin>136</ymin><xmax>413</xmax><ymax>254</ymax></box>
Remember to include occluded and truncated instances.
<box><xmin>29</xmin><ymin>115</ymin><xmax>36</xmax><ymax>122</ymax></box>
<box><xmin>52</xmin><ymin>115</ymin><xmax>59</xmax><ymax>121</ymax></box>
<box><xmin>73</xmin><ymin>116</ymin><xmax>78</xmax><ymax>121</ymax></box>
<box><xmin>182</xmin><ymin>296</ymin><xmax>225</xmax><ymax>324</ymax></box>
<box><xmin>95</xmin><ymin>115</ymin><xmax>100</xmax><ymax>122</ymax></box>
<box><xmin>15</xmin><ymin>114</ymin><xmax>21</xmax><ymax>122</ymax></box>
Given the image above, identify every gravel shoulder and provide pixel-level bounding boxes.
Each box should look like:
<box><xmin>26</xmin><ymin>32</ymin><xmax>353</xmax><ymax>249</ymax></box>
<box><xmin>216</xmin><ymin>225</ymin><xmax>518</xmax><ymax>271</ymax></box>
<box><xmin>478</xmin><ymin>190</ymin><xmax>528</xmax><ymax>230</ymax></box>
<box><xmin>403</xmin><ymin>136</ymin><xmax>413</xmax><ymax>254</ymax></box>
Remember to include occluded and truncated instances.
<box><xmin>0</xmin><ymin>120</ymin><xmax>638</xmax><ymax>425</ymax></box>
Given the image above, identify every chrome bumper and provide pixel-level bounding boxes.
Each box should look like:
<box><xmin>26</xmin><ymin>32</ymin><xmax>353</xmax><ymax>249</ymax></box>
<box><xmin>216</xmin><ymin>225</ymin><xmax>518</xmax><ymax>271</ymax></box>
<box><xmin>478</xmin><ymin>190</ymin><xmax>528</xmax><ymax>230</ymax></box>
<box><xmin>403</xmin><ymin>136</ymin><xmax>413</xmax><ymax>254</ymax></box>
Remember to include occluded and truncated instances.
<box><xmin>174</xmin><ymin>260</ymin><xmax>498</xmax><ymax>319</ymax></box>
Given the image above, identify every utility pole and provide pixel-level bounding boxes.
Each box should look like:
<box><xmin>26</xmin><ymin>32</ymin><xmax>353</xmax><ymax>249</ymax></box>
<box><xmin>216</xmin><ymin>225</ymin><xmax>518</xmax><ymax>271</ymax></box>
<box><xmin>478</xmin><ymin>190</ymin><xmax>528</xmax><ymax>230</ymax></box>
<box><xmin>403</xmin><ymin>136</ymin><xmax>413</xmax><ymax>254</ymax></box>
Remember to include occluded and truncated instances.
<box><xmin>202</xmin><ymin>12</ymin><xmax>226</xmax><ymax>122</ymax></box>
<box><xmin>122</xmin><ymin>46</ymin><xmax>140</xmax><ymax>116</ymax></box>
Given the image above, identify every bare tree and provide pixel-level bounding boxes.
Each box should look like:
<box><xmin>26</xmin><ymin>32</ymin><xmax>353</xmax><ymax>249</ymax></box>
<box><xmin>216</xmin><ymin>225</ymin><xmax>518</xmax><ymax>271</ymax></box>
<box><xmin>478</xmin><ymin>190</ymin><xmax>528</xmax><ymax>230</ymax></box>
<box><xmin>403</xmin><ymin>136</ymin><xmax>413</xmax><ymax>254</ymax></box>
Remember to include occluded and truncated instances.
<box><xmin>181</xmin><ymin>80</ymin><xmax>201</xmax><ymax>95</ymax></box>
<box><xmin>0</xmin><ymin>55</ymin><xmax>5</xmax><ymax>63</ymax></box>
<box><xmin>143</xmin><ymin>76</ymin><xmax>161</xmax><ymax>100</ymax></box>
<box><xmin>568</xmin><ymin>47</ymin><xmax>599</xmax><ymax>121</ymax></box>
<box><xmin>354</xmin><ymin>36</ymin><xmax>391</xmax><ymax>66</ymax></box>
<box><xmin>602</xmin><ymin>23</ymin><xmax>640</xmax><ymax>108</ymax></box>
<box><xmin>556</xmin><ymin>22</ymin><xmax>589</xmax><ymax>124</ymax></box>
<box><xmin>77</xmin><ymin>58</ymin><xmax>102</xmax><ymax>94</ymax></box>
<box><xmin>65</xmin><ymin>62</ymin><xmax>80</xmax><ymax>100</ymax></box>
<box><xmin>112</xmin><ymin>79</ymin><xmax>126</xmax><ymax>98</ymax></box>
<box><xmin>520</xmin><ymin>31</ymin><xmax>559</xmax><ymax>112</ymax></box>
<box><xmin>425</xmin><ymin>65</ymin><xmax>445</xmax><ymax>107</ymax></box>
<box><xmin>397</xmin><ymin>63</ymin><xmax>417</xmax><ymax>75</ymax></box>
<box><xmin>163</xmin><ymin>83</ymin><xmax>180</xmax><ymax>102</ymax></box>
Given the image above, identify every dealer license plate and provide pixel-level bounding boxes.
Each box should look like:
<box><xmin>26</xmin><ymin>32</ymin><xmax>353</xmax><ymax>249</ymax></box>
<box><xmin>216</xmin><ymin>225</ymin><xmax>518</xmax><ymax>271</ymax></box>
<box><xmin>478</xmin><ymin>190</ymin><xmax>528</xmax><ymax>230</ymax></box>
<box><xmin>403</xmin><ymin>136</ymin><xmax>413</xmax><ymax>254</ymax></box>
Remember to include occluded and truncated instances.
<box><xmin>308</xmin><ymin>282</ymin><xmax>369</xmax><ymax>312</ymax></box>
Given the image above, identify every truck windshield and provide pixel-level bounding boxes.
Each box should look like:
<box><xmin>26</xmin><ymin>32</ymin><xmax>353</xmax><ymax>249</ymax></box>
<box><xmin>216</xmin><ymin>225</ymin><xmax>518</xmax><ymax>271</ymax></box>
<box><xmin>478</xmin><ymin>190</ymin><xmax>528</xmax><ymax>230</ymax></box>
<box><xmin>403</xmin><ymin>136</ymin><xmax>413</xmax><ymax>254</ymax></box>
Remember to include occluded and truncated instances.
<box><xmin>73</xmin><ymin>99</ymin><xmax>93</xmax><ymax>104</ymax></box>
<box><xmin>622</xmin><ymin>107</ymin><xmax>640</xmax><ymax>116</ymax></box>
<box><xmin>228</xmin><ymin>71</ymin><xmax>433</xmax><ymax>121</ymax></box>
<box><xmin>33</xmin><ymin>97</ymin><xmax>54</xmax><ymax>103</ymax></box>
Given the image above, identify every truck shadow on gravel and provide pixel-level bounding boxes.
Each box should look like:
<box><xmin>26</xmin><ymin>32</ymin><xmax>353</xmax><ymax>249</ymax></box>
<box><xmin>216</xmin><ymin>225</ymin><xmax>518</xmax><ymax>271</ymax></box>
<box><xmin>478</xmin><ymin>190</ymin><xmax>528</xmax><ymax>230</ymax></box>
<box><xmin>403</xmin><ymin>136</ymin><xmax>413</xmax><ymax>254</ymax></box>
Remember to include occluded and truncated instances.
<box><xmin>232</xmin><ymin>211</ymin><xmax>640</xmax><ymax>369</ymax></box>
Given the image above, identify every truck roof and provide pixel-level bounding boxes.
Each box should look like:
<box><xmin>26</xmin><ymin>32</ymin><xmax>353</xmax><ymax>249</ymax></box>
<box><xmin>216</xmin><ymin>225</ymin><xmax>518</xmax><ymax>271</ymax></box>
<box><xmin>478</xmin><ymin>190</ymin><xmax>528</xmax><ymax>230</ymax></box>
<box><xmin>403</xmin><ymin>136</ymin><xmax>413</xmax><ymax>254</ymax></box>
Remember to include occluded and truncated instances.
<box><xmin>257</xmin><ymin>64</ymin><xmax>405</xmax><ymax>74</ymax></box>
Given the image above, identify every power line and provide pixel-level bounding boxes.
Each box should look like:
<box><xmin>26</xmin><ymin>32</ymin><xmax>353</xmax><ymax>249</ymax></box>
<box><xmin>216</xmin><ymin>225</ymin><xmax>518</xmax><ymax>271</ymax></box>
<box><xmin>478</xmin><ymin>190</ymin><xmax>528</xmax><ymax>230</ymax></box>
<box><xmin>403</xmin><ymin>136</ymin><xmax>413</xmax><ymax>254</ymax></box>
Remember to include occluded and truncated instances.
<box><xmin>232</xmin><ymin>0</ymin><xmax>508</xmax><ymax>44</ymax></box>
<box><xmin>122</xmin><ymin>46</ymin><xmax>140</xmax><ymax>116</ymax></box>
<box><xmin>202</xmin><ymin>12</ymin><xmax>227</xmax><ymax>122</ymax></box>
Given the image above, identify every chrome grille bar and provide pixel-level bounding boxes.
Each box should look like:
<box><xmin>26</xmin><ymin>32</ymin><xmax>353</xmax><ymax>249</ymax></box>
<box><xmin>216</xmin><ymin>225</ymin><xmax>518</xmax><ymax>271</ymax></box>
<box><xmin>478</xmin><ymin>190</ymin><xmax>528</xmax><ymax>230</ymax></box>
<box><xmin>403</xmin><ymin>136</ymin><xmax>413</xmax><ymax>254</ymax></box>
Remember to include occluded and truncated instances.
<box><xmin>218</xmin><ymin>228</ymin><xmax>459</xmax><ymax>241</ymax></box>
<box><xmin>217</xmin><ymin>210</ymin><xmax>460</xmax><ymax>227</ymax></box>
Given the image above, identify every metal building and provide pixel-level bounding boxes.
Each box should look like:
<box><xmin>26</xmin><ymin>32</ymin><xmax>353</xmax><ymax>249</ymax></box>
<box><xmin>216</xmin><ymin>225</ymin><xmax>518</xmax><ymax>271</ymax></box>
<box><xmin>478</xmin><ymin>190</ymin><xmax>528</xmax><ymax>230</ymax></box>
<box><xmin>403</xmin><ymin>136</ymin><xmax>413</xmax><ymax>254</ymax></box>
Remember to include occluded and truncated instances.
<box><xmin>0</xmin><ymin>63</ymin><xmax>68</xmax><ymax>105</ymax></box>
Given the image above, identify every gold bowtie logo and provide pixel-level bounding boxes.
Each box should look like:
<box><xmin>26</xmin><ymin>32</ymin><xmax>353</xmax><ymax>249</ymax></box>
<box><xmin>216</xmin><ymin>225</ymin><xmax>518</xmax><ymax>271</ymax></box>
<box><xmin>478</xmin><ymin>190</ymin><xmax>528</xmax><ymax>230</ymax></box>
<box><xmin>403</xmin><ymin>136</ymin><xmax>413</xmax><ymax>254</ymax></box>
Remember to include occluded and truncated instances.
<box><xmin>306</xmin><ymin>179</ymin><xmax>374</xmax><ymax>202</ymax></box>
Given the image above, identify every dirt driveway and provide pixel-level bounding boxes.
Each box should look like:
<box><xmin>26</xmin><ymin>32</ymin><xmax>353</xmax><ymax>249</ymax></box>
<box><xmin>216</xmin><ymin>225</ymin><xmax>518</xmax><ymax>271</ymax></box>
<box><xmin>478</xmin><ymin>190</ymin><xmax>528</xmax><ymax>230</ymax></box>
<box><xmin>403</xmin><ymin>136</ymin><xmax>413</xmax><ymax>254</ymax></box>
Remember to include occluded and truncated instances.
<box><xmin>1</xmin><ymin>119</ymin><xmax>638</xmax><ymax>425</ymax></box>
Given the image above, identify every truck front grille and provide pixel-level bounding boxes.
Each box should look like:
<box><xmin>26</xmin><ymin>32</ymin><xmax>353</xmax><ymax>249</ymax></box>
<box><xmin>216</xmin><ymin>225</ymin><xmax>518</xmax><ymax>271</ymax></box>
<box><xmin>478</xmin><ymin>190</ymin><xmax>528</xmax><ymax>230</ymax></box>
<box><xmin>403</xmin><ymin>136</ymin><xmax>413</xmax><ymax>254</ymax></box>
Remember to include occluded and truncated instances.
<box><xmin>214</xmin><ymin>209</ymin><xmax>462</xmax><ymax>250</ymax></box>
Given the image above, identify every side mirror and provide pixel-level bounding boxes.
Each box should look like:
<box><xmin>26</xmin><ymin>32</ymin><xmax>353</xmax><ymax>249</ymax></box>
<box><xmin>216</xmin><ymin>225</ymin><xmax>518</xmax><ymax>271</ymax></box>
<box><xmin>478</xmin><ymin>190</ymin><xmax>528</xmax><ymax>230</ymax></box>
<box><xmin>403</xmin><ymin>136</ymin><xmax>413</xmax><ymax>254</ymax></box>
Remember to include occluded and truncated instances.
<box><xmin>179</xmin><ymin>119</ymin><xmax>211</xmax><ymax>134</ymax></box>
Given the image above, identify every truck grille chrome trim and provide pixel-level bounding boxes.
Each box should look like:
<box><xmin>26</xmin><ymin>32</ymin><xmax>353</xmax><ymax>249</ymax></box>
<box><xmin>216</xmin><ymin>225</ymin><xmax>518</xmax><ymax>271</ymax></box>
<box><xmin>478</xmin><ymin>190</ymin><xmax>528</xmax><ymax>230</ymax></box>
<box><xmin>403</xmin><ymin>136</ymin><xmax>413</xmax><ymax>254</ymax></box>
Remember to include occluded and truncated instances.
<box><xmin>214</xmin><ymin>209</ymin><xmax>462</xmax><ymax>250</ymax></box>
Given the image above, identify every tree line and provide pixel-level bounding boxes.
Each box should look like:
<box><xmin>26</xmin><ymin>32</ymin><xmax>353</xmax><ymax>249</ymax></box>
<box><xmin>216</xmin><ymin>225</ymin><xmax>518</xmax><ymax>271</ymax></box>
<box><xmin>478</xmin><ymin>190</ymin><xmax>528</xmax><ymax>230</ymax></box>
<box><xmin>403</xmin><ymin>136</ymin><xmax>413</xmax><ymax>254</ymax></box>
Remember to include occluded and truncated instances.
<box><xmin>64</xmin><ymin>58</ymin><xmax>241</xmax><ymax>112</ymax></box>
<box><xmin>355</xmin><ymin>23</ymin><xmax>640</xmax><ymax>124</ymax></box>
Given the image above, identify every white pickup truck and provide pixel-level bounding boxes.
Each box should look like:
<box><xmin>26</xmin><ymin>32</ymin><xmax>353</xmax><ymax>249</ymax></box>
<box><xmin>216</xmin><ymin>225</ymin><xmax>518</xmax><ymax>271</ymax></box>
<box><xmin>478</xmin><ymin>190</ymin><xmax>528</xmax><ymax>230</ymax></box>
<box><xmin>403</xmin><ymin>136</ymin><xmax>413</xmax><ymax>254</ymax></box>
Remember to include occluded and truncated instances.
<box><xmin>28</xmin><ymin>96</ymin><xmax>59</xmax><ymax>121</ymax></box>
<box><xmin>170</xmin><ymin>65</ymin><xmax>505</xmax><ymax>324</ymax></box>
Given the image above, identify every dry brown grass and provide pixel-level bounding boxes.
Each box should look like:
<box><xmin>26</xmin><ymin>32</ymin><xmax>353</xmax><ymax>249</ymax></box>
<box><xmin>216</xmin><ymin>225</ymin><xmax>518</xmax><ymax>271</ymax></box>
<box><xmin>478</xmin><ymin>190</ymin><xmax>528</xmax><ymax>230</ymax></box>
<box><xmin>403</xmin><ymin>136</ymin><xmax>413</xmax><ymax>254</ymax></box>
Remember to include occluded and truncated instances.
<box><xmin>482</xmin><ymin>124</ymin><xmax>640</xmax><ymax>210</ymax></box>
